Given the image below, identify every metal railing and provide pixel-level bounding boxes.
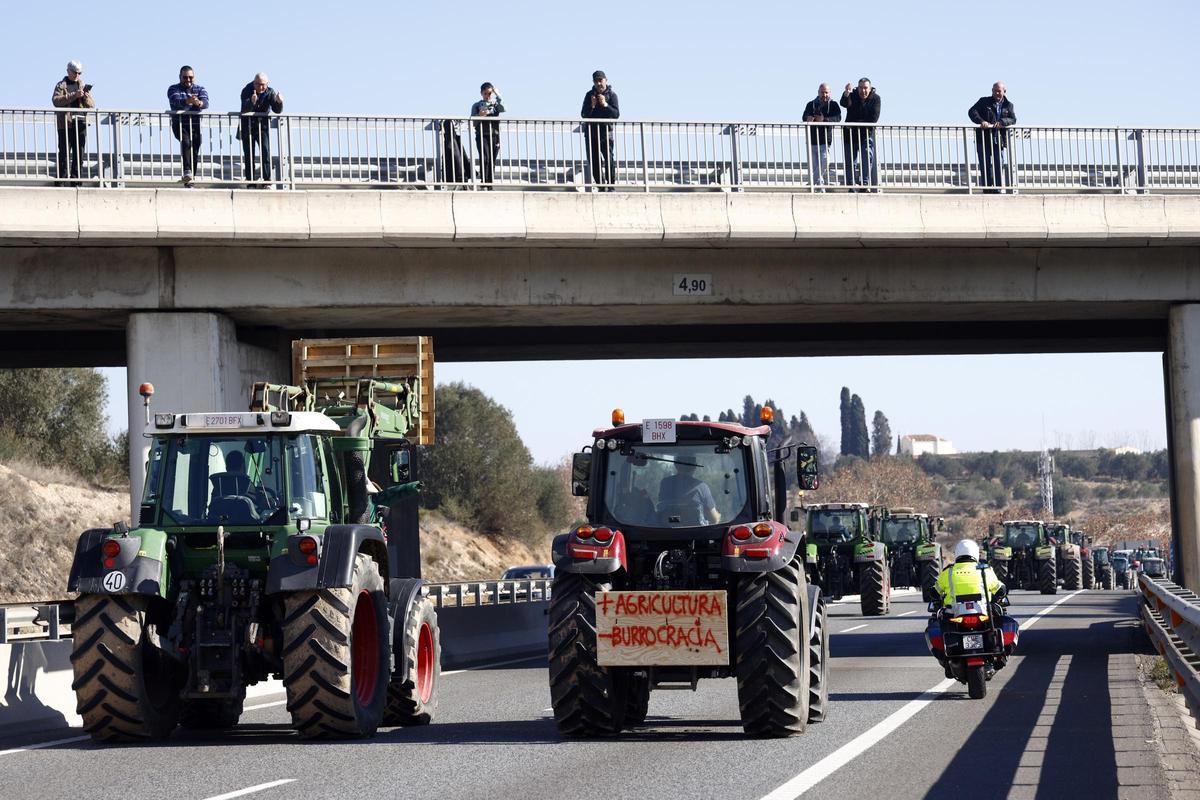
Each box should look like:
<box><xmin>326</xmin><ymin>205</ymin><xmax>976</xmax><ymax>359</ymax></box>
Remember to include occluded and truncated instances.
<box><xmin>0</xmin><ymin>579</ymin><xmax>552</xmax><ymax>643</ymax></box>
<box><xmin>1139</xmin><ymin>574</ymin><xmax>1200</xmax><ymax>722</ymax></box>
<box><xmin>3</xmin><ymin>107</ymin><xmax>1200</xmax><ymax>193</ymax></box>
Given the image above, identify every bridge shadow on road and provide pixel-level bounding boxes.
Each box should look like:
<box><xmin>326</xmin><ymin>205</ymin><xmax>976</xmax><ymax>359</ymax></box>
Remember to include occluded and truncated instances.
<box><xmin>924</xmin><ymin>615</ymin><xmax>1147</xmax><ymax>800</ymax></box>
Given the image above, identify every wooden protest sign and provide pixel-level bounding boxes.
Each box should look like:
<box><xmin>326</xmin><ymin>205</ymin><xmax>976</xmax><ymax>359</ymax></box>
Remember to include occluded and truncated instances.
<box><xmin>596</xmin><ymin>590</ymin><xmax>730</xmax><ymax>666</ymax></box>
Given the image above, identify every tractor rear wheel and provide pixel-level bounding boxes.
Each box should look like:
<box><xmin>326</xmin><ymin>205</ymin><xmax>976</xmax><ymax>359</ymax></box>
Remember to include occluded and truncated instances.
<box><xmin>919</xmin><ymin>562</ymin><xmax>941</xmax><ymax>602</ymax></box>
<box><xmin>384</xmin><ymin>594</ymin><xmax>440</xmax><ymax>726</ymax></box>
<box><xmin>992</xmin><ymin>561</ymin><xmax>1009</xmax><ymax>589</ymax></box>
<box><xmin>1082</xmin><ymin>556</ymin><xmax>1095</xmax><ymax>590</ymax></box>
<box><xmin>548</xmin><ymin>573</ymin><xmax>625</xmax><ymax>736</ymax></box>
<box><xmin>1038</xmin><ymin>559</ymin><xmax>1057</xmax><ymax>595</ymax></box>
<box><xmin>735</xmin><ymin>558</ymin><xmax>809</xmax><ymax>737</ymax></box>
<box><xmin>859</xmin><ymin>560</ymin><xmax>889</xmax><ymax>617</ymax></box>
<box><xmin>282</xmin><ymin>553</ymin><xmax>390</xmax><ymax>738</ymax></box>
<box><xmin>1063</xmin><ymin>556</ymin><xmax>1082</xmax><ymax>591</ymax></box>
<box><xmin>967</xmin><ymin>665</ymin><xmax>987</xmax><ymax>699</ymax></box>
<box><xmin>71</xmin><ymin>594</ymin><xmax>181</xmax><ymax>741</ymax></box>
<box><xmin>179</xmin><ymin>693</ymin><xmax>244</xmax><ymax>730</ymax></box>
<box><xmin>1101</xmin><ymin>568</ymin><xmax>1114</xmax><ymax>590</ymax></box>
<box><xmin>623</xmin><ymin>670</ymin><xmax>650</xmax><ymax>726</ymax></box>
<box><xmin>807</xmin><ymin>595</ymin><xmax>829</xmax><ymax>724</ymax></box>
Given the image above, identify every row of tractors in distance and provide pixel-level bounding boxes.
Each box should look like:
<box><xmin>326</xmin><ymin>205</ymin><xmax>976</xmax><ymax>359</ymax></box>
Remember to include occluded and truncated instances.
<box><xmin>795</xmin><ymin>503</ymin><xmax>945</xmax><ymax>615</ymax></box>
<box><xmin>68</xmin><ymin>337</ymin><xmax>441</xmax><ymax>742</ymax></box>
<box><xmin>983</xmin><ymin>519</ymin><xmax>1115</xmax><ymax>593</ymax></box>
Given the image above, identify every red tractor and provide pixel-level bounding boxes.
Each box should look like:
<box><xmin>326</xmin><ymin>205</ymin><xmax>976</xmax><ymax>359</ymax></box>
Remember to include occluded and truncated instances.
<box><xmin>548</xmin><ymin>409</ymin><xmax>824</xmax><ymax>737</ymax></box>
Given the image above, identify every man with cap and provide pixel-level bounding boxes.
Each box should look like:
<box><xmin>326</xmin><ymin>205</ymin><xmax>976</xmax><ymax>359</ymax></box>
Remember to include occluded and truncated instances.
<box><xmin>51</xmin><ymin>61</ymin><xmax>95</xmax><ymax>186</ymax></box>
<box><xmin>470</xmin><ymin>82</ymin><xmax>505</xmax><ymax>187</ymax></box>
<box><xmin>580</xmin><ymin>70</ymin><xmax>620</xmax><ymax>190</ymax></box>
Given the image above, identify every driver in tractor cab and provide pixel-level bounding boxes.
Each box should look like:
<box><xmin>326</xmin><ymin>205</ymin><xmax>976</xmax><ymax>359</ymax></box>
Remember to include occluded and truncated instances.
<box><xmin>209</xmin><ymin>449</ymin><xmax>274</xmax><ymax>520</ymax></box>
<box><xmin>926</xmin><ymin>540</ymin><xmax>1020</xmax><ymax>677</ymax></box>
<box><xmin>657</xmin><ymin>460</ymin><xmax>721</xmax><ymax>525</ymax></box>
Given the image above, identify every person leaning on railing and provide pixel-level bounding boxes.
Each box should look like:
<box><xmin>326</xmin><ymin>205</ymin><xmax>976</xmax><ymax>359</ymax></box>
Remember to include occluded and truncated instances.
<box><xmin>167</xmin><ymin>65</ymin><xmax>210</xmax><ymax>188</ymax></box>
<box><xmin>581</xmin><ymin>69</ymin><xmax>620</xmax><ymax>191</ymax></box>
<box><xmin>51</xmin><ymin>61</ymin><xmax>94</xmax><ymax>187</ymax></box>
<box><xmin>968</xmin><ymin>82</ymin><xmax>1016</xmax><ymax>193</ymax></box>
<box><xmin>470</xmin><ymin>82</ymin><xmax>505</xmax><ymax>188</ymax></box>
<box><xmin>239</xmin><ymin>73</ymin><xmax>284</xmax><ymax>189</ymax></box>
<box><xmin>841</xmin><ymin>78</ymin><xmax>881</xmax><ymax>192</ymax></box>
<box><xmin>803</xmin><ymin>83</ymin><xmax>841</xmax><ymax>192</ymax></box>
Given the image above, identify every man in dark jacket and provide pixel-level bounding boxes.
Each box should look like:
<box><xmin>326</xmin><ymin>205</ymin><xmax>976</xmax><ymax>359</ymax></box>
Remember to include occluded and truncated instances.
<box><xmin>470</xmin><ymin>82</ymin><xmax>505</xmax><ymax>187</ymax></box>
<box><xmin>167</xmin><ymin>66</ymin><xmax>210</xmax><ymax>187</ymax></box>
<box><xmin>239</xmin><ymin>73</ymin><xmax>284</xmax><ymax>187</ymax></box>
<box><xmin>803</xmin><ymin>83</ymin><xmax>841</xmax><ymax>190</ymax></box>
<box><xmin>581</xmin><ymin>70</ymin><xmax>620</xmax><ymax>190</ymax></box>
<box><xmin>840</xmin><ymin>78</ymin><xmax>881</xmax><ymax>191</ymax></box>
<box><xmin>51</xmin><ymin>60</ymin><xmax>94</xmax><ymax>186</ymax></box>
<box><xmin>968</xmin><ymin>82</ymin><xmax>1016</xmax><ymax>192</ymax></box>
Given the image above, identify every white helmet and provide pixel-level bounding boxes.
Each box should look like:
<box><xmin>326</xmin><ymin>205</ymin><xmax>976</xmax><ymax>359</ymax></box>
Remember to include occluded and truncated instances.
<box><xmin>954</xmin><ymin>540</ymin><xmax>980</xmax><ymax>561</ymax></box>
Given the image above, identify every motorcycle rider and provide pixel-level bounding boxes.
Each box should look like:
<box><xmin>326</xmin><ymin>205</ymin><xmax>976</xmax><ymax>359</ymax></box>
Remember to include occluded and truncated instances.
<box><xmin>926</xmin><ymin>539</ymin><xmax>1019</xmax><ymax>677</ymax></box>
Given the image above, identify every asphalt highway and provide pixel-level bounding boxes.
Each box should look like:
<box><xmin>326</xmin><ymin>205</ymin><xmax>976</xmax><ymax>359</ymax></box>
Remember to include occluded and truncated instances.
<box><xmin>0</xmin><ymin>589</ymin><xmax>1168</xmax><ymax>800</ymax></box>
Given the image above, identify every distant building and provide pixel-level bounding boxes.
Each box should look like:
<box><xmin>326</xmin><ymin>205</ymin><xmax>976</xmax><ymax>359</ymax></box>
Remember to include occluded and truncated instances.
<box><xmin>900</xmin><ymin>434</ymin><xmax>956</xmax><ymax>457</ymax></box>
<box><xmin>1113</xmin><ymin>446</ymin><xmax>1140</xmax><ymax>455</ymax></box>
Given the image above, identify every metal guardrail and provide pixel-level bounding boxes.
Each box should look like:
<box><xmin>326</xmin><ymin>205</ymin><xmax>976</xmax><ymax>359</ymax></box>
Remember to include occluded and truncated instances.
<box><xmin>1139</xmin><ymin>574</ymin><xmax>1200</xmax><ymax>722</ymax></box>
<box><xmin>0</xmin><ymin>579</ymin><xmax>552</xmax><ymax>644</ymax></box>
<box><xmin>3</xmin><ymin>108</ymin><xmax>1200</xmax><ymax>193</ymax></box>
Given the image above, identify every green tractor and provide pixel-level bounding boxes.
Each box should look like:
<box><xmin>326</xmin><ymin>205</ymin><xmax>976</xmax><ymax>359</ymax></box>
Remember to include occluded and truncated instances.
<box><xmin>987</xmin><ymin>519</ymin><xmax>1058</xmax><ymax>594</ymax></box>
<box><xmin>877</xmin><ymin>507</ymin><xmax>944</xmax><ymax>602</ymax></box>
<box><xmin>67</xmin><ymin>337</ymin><xmax>441</xmax><ymax>741</ymax></box>
<box><xmin>1045</xmin><ymin>522</ymin><xmax>1085</xmax><ymax>591</ymax></box>
<box><xmin>1092</xmin><ymin>545</ymin><xmax>1114</xmax><ymax>589</ymax></box>
<box><xmin>803</xmin><ymin>503</ymin><xmax>890</xmax><ymax>616</ymax></box>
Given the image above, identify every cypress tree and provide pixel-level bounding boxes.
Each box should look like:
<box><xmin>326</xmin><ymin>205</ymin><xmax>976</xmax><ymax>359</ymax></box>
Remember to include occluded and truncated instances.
<box><xmin>839</xmin><ymin>387</ymin><xmax>852</xmax><ymax>455</ymax></box>
<box><xmin>871</xmin><ymin>411</ymin><xmax>892</xmax><ymax>457</ymax></box>
<box><xmin>850</xmin><ymin>394</ymin><xmax>869</xmax><ymax>458</ymax></box>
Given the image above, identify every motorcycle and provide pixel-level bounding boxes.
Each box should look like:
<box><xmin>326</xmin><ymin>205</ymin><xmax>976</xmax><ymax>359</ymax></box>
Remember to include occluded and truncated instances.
<box><xmin>924</xmin><ymin>575</ymin><xmax>1019</xmax><ymax>699</ymax></box>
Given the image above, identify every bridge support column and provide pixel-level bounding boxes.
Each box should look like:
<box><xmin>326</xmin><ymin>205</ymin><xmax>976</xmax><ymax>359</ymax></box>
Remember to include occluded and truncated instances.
<box><xmin>125</xmin><ymin>312</ymin><xmax>288</xmax><ymax>523</ymax></box>
<box><xmin>1168</xmin><ymin>304</ymin><xmax>1200</xmax><ymax>591</ymax></box>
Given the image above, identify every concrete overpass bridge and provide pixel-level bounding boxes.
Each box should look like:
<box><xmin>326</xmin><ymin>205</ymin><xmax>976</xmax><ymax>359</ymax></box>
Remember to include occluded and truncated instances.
<box><xmin>1</xmin><ymin>111</ymin><xmax>1199</xmax><ymax>588</ymax></box>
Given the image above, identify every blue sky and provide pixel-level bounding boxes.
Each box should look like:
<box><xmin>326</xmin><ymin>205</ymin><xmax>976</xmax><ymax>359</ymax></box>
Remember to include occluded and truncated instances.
<box><xmin>13</xmin><ymin>0</ymin><xmax>1186</xmax><ymax>462</ymax></box>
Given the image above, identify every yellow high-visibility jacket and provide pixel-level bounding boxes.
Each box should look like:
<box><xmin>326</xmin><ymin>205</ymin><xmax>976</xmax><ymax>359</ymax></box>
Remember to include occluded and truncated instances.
<box><xmin>935</xmin><ymin>559</ymin><xmax>1004</xmax><ymax>606</ymax></box>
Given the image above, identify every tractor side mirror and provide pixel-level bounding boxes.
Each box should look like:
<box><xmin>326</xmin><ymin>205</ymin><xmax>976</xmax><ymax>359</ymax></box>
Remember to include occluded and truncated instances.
<box><xmin>390</xmin><ymin>449</ymin><xmax>412</xmax><ymax>483</ymax></box>
<box><xmin>797</xmin><ymin>445</ymin><xmax>819</xmax><ymax>490</ymax></box>
<box><xmin>789</xmin><ymin>508</ymin><xmax>802</xmax><ymax>524</ymax></box>
<box><xmin>572</xmin><ymin>452</ymin><xmax>592</xmax><ymax>497</ymax></box>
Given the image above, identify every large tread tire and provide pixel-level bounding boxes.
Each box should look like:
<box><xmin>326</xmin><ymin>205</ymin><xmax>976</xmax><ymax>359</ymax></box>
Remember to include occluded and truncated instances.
<box><xmin>735</xmin><ymin>558</ymin><xmax>809</xmax><ymax>737</ymax></box>
<box><xmin>1063</xmin><ymin>556</ymin><xmax>1082</xmax><ymax>591</ymax></box>
<box><xmin>1082</xmin><ymin>556</ymin><xmax>1095</xmax><ymax>590</ymax></box>
<box><xmin>1038</xmin><ymin>559</ymin><xmax>1057</xmax><ymax>595</ymax></box>
<box><xmin>548</xmin><ymin>573</ymin><xmax>625</xmax><ymax>737</ymax></box>
<box><xmin>859</xmin><ymin>560</ymin><xmax>889</xmax><ymax>617</ymax></box>
<box><xmin>281</xmin><ymin>553</ymin><xmax>390</xmax><ymax>739</ymax></box>
<box><xmin>623</xmin><ymin>670</ymin><xmax>650</xmax><ymax>726</ymax></box>
<box><xmin>807</xmin><ymin>596</ymin><xmax>829</xmax><ymax>724</ymax></box>
<box><xmin>967</xmin><ymin>665</ymin><xmax>987</xmax><ymax>699</ymax></box>
<box><xmin>919</xmin><ymin>562</ymin><xmax>940</xmax><ymax>603</ymax></box>
<box><xmin>1101</xmin><ymin>569</ymin><xmax>1114</xmax><ymax>590</ymax></box>
<box><xmin>992</xmin><ymin>562</ymin><xmax>1009</xmax><ymax>590</ymax></box>
<box><xmin>383</xmin><ymin>595</ymin><xmax>440</xmax><ymax>726</ymax></box>
<box><xmin>179</xmin><ymin>693</ymin><xmax>245</xmax><ymax>730</ymax></box>
<box><xmin>70</xmin><ymin>594</ymin><xmax>181</xmax><ymax>741</ymax></box>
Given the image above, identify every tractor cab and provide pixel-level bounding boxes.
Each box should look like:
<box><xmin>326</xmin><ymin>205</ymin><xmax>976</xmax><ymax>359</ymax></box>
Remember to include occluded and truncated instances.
<box><xmin>808</xmin><ymin>503</ymin><xmax>869</xmax><ymax>545</ymax></box>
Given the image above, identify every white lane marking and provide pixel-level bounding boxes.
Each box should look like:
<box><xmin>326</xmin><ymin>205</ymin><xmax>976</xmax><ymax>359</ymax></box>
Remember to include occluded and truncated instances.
<box><xmin>1018</xmin><ymin>590</ymin><xmax>1081</xmax><ymax>631</ymax></box>
<box><xmin>758</xmin><ymin>590</ymin><xmax>1082</xmax><ymax>799</ymax></box>
<box><xmin>760</xmin><ymin>678</ymin><xmax>956</xmax><ymax>800</ymax></box>
<box><xmin>0</xmin><ymin>735</ymin><xmax>90</xmax><ymax>757</ymax></box>
<box><xmin>442</xmin><ymin>655</ymin><xmax>544</xmax><ymax>676</ymax></box>
<box><xmin>840</xmin><ymin>624</ymin><xmax>868</xmax><ymax>633</ymax></box>
<box><xmin>898</xmin><ymin>610</ymin><xmax>920</xmax><ymax>617</ymax></box>
<box><xmin>201</xmin><ymin>779</ymin><xmax>295</xmax><ymax>800</ymax></box>
<box><xmin>243</xmin><ymin>699</ymin><xmax>287</xmax><ymax>713</ymax></box>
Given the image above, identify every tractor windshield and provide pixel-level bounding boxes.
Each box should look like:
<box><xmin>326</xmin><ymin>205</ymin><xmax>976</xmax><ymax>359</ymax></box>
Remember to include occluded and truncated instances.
<box><xmin>601</xmin><ymin>442</ymin><xmax>750</xmax><ymax>528</ymax></box>
<box><xmin>880</xmin><ymin>517</ymin><xmax>921</xmax><ymax>544</ymax></box>
<box><xmin>145</xmin><ymin>434</ymin><xmax>320</xmax><ymax>526</ymax></box>
<box><xmin>808</xmin><ymin>510</ymin><xmax>861</xmax><ymax>543</ymax></box>
<box><xmin>1004</xmin><ymin>524</ymin><xmax>1042</xmax><ymax>548</ymax></box>
<box><xmin>1093</xmin><ymin>548</ymin><xmax>1110</xmax><ymax>564</ymax></box>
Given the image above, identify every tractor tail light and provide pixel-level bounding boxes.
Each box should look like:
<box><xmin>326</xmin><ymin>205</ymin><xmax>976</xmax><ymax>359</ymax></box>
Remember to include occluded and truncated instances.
<box><xmin>101</xmin><ymin>540</ymin><xmax>121</xmax><ymax>559</ymax></box>
<box><xmin>732</xmin><ymin>526</ymin><xmax>753</xmax><ymax>542</ymax></box>
<box><xmin>593</xmin><ymin>527</ymin><xmax>613</xmax><ymax>543</ymax></box>
<box><xmin>575</xmin><ymin>526</ymin><xmax>594</xmax><ymax>541</ymax></box>
<box><xmin>752</xmin><ymin>522</ymin><xmax>774</xmax><ymax>539</ymax></box>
